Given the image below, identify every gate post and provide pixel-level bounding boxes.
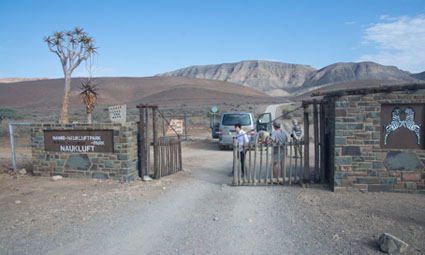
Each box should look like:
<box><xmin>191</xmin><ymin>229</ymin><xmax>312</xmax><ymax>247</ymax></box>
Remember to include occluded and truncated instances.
<box><xmin>152</xmin><ymin>105</ymin><xmax>160</xmax><ymax>179</ymax></box>
<box><xmin>320</xmin><ymin>102</ymin><xmax>326</xmax><ymax>183</ymax></box>
<box><xmin>313</xmin><ymin>100</ymin><xmax>320</xmax><ymax>182</ymax></box>
<box><xmin>303</xmin><ymin>103</ymin><xmax>310</xmax><ymax>182</ymax></box>
<box><xmin>233</xmin><ymin>137</ymin><xmax>238</xmax><ymax>186</ymax></box>
<box><xmin>178</xmin><ymin>135</ymin><xmax>183</xmax><ymax>171</ymax></box>
<box><xmin>138</xmin><ymin>106</ymin><xmax>146</xmax><ymax>178</ymax></box>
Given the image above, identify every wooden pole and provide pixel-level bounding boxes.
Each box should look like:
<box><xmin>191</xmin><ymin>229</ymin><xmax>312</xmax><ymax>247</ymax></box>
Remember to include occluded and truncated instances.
<box><xmin>178</xmin><ymin>135</ymin><xmax>183</xmax><ymax>171</ymax></box>
<box><xmin>313</xmin><ymin>100</ymin><xmax>320</xmax><ymax>182</ymax></box>
<box><xmin>300</xmin><ymin>142</ymin><xmax>304</xmax><ymax>183</ymax></box>
<box><xmin>265</xmin><ymin>142</ymin><xmax>269</xmax><ymax>184</ymax></box>
<box><xmin>248</xmin><ymin>144</ymin><xmax>252</xmax><ymax>184</ymax></box>
<box><xmin>320</xmin><ymin>102</ymin><xmax>326</xmax><ymax>183</ymax></box>
<box><xmin>184</xmin><ymin>112</ymin><xmax>188</xmax><ymax>140</ymax></box>
<box><xmin>238</xmin><ymin>144</ymin><xmax>242</xmax><ymax>185</ymax></box>
<box><xmin>153</xmin><ymin>106</ymin><xmax>160</xmax><ymax>179</ymax></box>
<box><xmin>253</xmin><ymin>136</ymin><xmax>257</xmax><ymax>185</ymax></box>
<box><xmin>303</xmin><ymin>104</ymin><xmax>310</xmax><ymax>183</ymax></box>
<box><xmin>259</xmin><ymin>143</ymin><xmax>263</xmax><ymax>183</ymax></box>
<box><xmin>289</xmin><ymin>141</ymin><xmax>293</xmax><ymax>184</ymax></box>
<box><xmin>162</xmin><ymin>117</ymin><xmax>165</xmax><ymax>136</ymax></box>
<box><xmin>233</xmin><ymin>138</ymin><xmax>238</xmax><ymax>186</ymax></box>
<box><xmin>295</xmin><ymin>141</ymin><xmax>299</xmax><ymax>182</ymax></box>
<box><xmin>145</xmin><ymin>108</ymin><xmax>150</xmax><ymax>176</ymax></box>
<box><xmin>138</xmin><ymin>107</ymin><xmax>146</xmax><ymax>178</ymax></box>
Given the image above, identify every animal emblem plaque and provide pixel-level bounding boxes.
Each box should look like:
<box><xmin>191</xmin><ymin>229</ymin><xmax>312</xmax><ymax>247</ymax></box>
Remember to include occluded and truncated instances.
<box><xmin>381</xmin><ymin>104</ymin><xmax>424</xmax><ymax>149</ymax></box>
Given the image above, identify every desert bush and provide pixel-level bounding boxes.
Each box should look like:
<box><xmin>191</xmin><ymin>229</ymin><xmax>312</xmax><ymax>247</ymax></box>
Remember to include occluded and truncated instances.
<box><xmin>0</xmin><ymin>107</ymin><xmax>24</xmax><ymax>120</ymax></box>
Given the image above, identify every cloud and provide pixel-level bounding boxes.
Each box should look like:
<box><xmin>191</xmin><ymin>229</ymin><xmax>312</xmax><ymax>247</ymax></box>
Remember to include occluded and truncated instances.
<box><xmin>358</xmin><ymin>15</ymin><xmax>425</xmax><ymax>73</ymax></box>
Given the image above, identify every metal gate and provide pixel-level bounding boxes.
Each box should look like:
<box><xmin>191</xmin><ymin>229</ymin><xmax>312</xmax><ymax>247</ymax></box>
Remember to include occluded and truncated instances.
<box><xmin>232</xmin><ymin>137</ymin><xmax>305</xmax><ymax>185</ymax></box>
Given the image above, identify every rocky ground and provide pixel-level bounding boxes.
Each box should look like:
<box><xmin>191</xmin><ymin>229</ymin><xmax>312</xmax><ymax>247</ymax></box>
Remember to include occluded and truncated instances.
<box><xmin>0</xmin><ymin>138</ymin><xmax>424</xmax><ymax>254</ymax></box>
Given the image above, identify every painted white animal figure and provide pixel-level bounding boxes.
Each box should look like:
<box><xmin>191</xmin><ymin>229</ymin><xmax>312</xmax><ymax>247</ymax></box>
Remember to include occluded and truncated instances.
<box><xmin>404</xmin><ymin>107</ymin><xmax>421</xmax><ymax>144</ymax></box>
<box><xmin>384</xmin><ymin>107</ymin><xmax>403</xmax><ymax>145</ymax></box>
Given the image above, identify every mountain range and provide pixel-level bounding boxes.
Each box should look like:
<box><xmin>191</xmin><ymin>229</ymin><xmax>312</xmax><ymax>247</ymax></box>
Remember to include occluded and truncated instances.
<box><xmin>158</xmin><ymin>60</ymin><xmax>425</xmax><ymax>96</ymax></box>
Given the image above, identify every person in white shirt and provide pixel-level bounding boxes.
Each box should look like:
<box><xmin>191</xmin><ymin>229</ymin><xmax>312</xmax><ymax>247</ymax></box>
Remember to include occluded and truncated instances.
<box><xmin>235</xmin><ymin>123</ymin><xmax>249</xmax><ymax>177</ymax></box>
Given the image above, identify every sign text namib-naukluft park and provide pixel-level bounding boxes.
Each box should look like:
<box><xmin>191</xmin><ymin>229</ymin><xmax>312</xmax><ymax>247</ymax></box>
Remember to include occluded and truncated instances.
<box><xmin>44</xmin><ymin>130</ymin><xmax>114</xmax><ymax>153</ymax></box>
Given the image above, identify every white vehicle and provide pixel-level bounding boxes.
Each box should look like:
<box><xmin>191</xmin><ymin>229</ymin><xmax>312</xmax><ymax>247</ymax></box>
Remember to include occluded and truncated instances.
<box><xmin>217</xmin><ymin>111</ymin><xmax>272</xmax><ymax>149</ymax></box>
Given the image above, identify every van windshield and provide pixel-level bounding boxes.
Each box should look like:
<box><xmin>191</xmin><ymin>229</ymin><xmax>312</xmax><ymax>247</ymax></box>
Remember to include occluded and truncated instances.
<box><xmin>222</xmin><ymin>114</ymin><xmax>251</xmax><ymax>126</ymax></box>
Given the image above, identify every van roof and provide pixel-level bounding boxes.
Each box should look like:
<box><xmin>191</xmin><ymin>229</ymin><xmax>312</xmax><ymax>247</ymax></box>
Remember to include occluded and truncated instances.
<box><xmin>222</xmin><ymin>112</ymin><xmax>253</xmax><ymax>115</ymax></box>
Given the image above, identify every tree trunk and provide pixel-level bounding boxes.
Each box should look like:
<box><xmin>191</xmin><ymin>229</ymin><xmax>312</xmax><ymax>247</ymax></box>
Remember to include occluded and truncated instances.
<box><xmin>87</xmin><ymin>111</ymin><xmax>92</xmax><ymax>124</ymax></box>
<box><xmin>60</xmin><ymin>74</ymin><xmax>71</xmax><ymax>123</ymax></box>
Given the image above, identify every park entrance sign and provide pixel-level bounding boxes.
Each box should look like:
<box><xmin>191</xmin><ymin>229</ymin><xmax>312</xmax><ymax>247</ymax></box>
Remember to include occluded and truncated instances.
<box><xmin>44</xmin><ymin>130</ymin><xmax>113</xmax><ymax>153</ymax></box>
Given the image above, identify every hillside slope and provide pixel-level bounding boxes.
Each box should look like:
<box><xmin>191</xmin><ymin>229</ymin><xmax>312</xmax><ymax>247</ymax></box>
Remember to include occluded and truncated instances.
<box><xmin>301</xmin><ymin>62</ymin><xmax>417</xmax><ymax>89</ymax></box>
<box><xmin>159</xmin><ymin>60</ymin><xmax>316</xmax><ymax>93</ymax></box>
<box><xmin>158</xmin><ymin>60</ymin><xmax>422</xmax><ymax>96</ymax></box>
<box><xmin>0</xmin><ymin>76</ymin><xmax>271</xmax><ymax>110</ymax></box>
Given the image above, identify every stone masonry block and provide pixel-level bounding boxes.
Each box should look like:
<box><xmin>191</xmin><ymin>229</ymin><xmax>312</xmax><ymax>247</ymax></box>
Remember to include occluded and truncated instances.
<box><xmin>357</xmin><ymin>177</ymin><xmax>380</xmax><ymax>184</ymax></box>
<box><xmin>402</xmin><ymin>172</ymin><xmax>421</xmax><ymax>182</ymax></box>
<box><xmin>348</xmin><ymin>124</ymin><xmax>363</xmax><ymax>130</ymax></box>
<box><xmin>335</xmin><ymin>138</ymin><xmax>347</xmax><ymax>145</ymax></box>
<box><xmin>381</xmin><ymin>178</ymin><xmax>398</xmax><ymax>184</ymax></box>
<box><xmin>335</xmin><ymin>157</ymin><xmax>352</xmax><ymax>165</ymax></box>
<box><xmin>334</xmin><ymin>172</ymin><xmax>348</xmax><ymax>179</ymax></box>
<box><xmin>405</xmin><ymin>182</ymin><xmax>417</xmax><ymax>189</ymax></box>
<box><xmin>368</xmin><ymin>185</ymin><xmax>393</xmax><ymax>192</ymax></box>
<box><xmin>92</xmin><ymin>172</ymin><xmax>109</xmax><ymax>179</ymax></box>
<box><xmin>342</xmin><ymin>146</ymin><xmax>361</xmax><ymax>156</ymax></box>
<box><xmin>384</xmin><ymin>151</ymin><xmax>424</xmax><ymax>171</ymax></box>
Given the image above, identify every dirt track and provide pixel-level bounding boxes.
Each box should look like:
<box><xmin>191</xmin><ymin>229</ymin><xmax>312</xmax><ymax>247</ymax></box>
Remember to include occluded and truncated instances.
<box><xmin>0</xmin><ymin>139</ymin><xmax>424</xmax><ymax>254</ymax></box>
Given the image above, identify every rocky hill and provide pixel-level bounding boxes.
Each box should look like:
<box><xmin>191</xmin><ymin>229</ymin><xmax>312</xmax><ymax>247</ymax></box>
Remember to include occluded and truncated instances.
<box><xmin>411</xmin><ymin>71</ymin><xmax>425</xmax><ymax>81</ymax></box>
<box><xmin>301</xmin><ymin>62</ymin><xmax>417</xmax><ymax>89</ymax></box>
<box><xmin>159</xmin><ymin>60</ymin><xmax>316</xmax><ymax>93</ymax></box>
<box><xmin>158</xmin><ymin>60</ymin><xmax>423</xmax><ymax>95</ymax></box>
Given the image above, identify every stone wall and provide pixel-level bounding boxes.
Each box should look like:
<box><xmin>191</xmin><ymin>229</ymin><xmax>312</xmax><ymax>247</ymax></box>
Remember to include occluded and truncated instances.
<box><xmin>31</xmin><ymin>123</ymin><xmax>138</xmax><ymax>182</ymax></box>
<box><xmin>333</xmin><ymin>89</ymin><xmax>425</xmax><ymax>193</ymax></box>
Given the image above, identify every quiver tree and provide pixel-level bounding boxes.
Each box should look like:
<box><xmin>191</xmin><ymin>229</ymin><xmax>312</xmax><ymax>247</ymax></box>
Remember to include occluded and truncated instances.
<box><xmin>80</xmin><ymin>78</ymin><xmax>98</xmax><ymax>124</ymax></box>
<box><xmin>44</xmin><ymin>27</ymin><xmax>97</xmax><ymax>123</ymax></box>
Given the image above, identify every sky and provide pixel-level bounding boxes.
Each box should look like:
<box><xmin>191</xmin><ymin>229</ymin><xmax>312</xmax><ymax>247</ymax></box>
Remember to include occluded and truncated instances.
<box><xmin>1</xmin><ymin>0</ymin><xmax>425</xmax><ymax>78</ymax></box>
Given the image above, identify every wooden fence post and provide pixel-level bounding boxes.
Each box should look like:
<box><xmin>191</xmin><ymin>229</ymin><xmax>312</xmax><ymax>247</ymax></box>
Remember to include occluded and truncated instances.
<box><xmin>183</xmin><ymin>112</ymin><xmax>188</xmax><ymax>140</ymax></box>
<box><xmin>313</xmin><ymin>100</ymin><xmax>320</xmax><ymax>182</ymax></box>
<box><xmin>153</xmin><ymin>106</ymin><xmax>160</xmax><ymax>179</ymax></box>
<box><xmin>178</xmin><ymin>135</ymin><xmax>183</xmax><ymax>171</ymax></box>
<box><xmin>303</xmin><ymin>104</ymin><xmax>310</xmax><ymax>183</ymax></box>
<box><xmin>145</xmin><ymin>108</ymin><xmax>150</xmax><ymax>176</ymax></box>
<box><xmin>233</xmin><ymin>137</ymin><xmax>238</xmax><ymax>185</ymax></box>
<box><xmin>320</xmin><ymin>102</ymin><xmax>326</xmax><ymax>183</ymax></box>
<box><xmin>138</xmin><ymin>106</ymin><xmax>146</xmax><ymax>178</ymax></box>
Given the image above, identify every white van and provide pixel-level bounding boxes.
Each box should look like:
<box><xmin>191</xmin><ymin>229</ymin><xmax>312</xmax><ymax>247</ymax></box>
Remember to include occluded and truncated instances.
<box><xmin>218</xmin><ymin>111</ymin><xmax>274</xmax><ymax>150</ymax></box>
<box><xmin>218</xmin><ymin>112</ymin><xmax>256</xmax><ymax>150</ymax></box>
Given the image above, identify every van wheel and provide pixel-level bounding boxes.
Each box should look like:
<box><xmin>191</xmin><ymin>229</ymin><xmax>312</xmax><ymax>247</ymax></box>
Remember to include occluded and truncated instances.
<box><xmin>219</xmin><ymin>145</ymin><xmax>225</xmax><ymax>150</ymax></box>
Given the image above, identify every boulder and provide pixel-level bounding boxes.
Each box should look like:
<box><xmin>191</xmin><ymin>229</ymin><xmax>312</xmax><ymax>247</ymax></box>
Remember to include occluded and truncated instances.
<box><xmin>379</xmin><ymin>233</ymin><xmax>409</xmax><ymax>255</ymax></box>
<box><xmin>51</xmin><ymin>175</ymin><xmax>63</xmax><ymax>181</ymax></box>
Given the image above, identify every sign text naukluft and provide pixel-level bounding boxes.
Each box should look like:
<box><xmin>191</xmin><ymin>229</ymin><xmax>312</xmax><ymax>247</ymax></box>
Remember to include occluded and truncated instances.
<box><xmin>44</xmin><ymin>130</ymin><xmax>114</xmax><ymax>153</ymax></box>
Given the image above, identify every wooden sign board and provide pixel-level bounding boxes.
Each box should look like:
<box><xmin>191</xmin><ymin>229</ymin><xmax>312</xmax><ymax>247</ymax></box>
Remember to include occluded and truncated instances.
<box><xmin>166</xmin><ymin>119</ymin><xmax>184</xmax><ymax>135</ymax></box>
<box><xmin>109</xmin><ymin>105</ymin><xmax>126</xmax><ymax>124</ymax></box>
<box><xmin>44</xmin><ymin>130</ymin><xmax>114</xmax><ymax>153</ymax></box>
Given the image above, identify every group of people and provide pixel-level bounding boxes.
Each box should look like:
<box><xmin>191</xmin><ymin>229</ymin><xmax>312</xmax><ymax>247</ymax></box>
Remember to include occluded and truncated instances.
<box><xmin>234</xmin><ymin>119</ymin><xmax>303</xmax><ymax>182</ymax></box>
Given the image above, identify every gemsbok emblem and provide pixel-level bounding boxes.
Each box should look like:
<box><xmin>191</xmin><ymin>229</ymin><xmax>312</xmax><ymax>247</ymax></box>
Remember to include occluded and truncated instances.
<box><xmin>383</xmin><ymin>107</ymin><xmax>421</xmax><ymax>145</ymax></box>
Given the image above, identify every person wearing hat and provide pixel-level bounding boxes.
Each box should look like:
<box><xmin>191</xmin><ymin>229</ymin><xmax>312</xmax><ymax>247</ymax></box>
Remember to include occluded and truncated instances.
<box><xmin>269</xmin><ymin>121</ymin><xmax>287</xmax><ymax>183</ymax></box>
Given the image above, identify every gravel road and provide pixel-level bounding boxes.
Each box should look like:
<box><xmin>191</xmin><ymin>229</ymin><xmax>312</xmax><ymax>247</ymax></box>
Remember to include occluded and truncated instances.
<box><xmin>1</xmin><ymin>139</ymin><xmax>424</xmax><ymax>255</ymax></box>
